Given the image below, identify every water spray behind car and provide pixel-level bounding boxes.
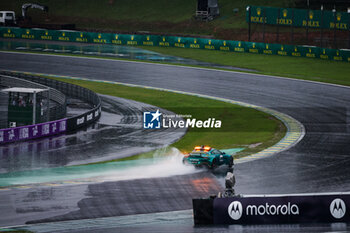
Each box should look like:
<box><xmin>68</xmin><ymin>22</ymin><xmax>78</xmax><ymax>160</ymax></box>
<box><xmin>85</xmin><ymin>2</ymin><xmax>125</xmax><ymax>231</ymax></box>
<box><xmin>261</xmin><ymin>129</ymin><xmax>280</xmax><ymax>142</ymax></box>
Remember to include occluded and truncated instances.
<box><xmin>182</xmin><ymin>145</ymin><xmax>236</xmax><ymax>197</ymax></box>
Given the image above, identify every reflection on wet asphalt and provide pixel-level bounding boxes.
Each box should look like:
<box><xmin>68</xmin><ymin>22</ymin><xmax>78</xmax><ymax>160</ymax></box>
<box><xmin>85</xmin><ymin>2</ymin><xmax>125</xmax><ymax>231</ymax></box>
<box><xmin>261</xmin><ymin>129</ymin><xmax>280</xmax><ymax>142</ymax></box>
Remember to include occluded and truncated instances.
<box><xmin>0</xmin><ymin>39</ymin><xmax>255</xmax><ymax>72</ymax></box>
<box><xmin>0</xmin><ymin>172</ymin><xmax>222</xmax><ymax>227</ymax></box>
<box><xmin>0</xmin><ymin>94</ymin><xmax>185</xmax><ymax>173</ymax></box>
<box><xmin>14</xmin><ymin>210</ymin><xmax>350</xmax><ymax>233</ymax></box>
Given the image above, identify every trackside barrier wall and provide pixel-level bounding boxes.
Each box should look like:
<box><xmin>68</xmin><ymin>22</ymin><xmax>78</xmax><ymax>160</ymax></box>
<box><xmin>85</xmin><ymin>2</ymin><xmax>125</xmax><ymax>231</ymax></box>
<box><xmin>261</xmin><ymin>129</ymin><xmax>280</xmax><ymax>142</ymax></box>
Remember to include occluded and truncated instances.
<box><xmin>0</xmin><ymin>71</ymin><xmax>101</xmax><ymax>144</ymax></box>
<box><xmin>0</xmin><ymin>27</ymin><xmax>349</xmax><ymax>62</ymax></box>
<box><xmin>193</xmin><ymin>192</ymin><xmax>350</xmax><ymax>225</ymax></box>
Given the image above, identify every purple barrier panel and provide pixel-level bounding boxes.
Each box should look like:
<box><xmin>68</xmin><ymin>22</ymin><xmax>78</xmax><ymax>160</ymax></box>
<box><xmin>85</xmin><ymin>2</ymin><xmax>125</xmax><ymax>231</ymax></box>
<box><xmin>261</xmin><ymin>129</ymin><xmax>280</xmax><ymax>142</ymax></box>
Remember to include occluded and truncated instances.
<box><xmin>0</xmin><ymin>118</ymin><xmax>67</xmax><ymax>144</ymax></box>
<box><xmin>1</xmin><ymin>128</ymin><xmax>18</xmax><ymax>142</ymax></box>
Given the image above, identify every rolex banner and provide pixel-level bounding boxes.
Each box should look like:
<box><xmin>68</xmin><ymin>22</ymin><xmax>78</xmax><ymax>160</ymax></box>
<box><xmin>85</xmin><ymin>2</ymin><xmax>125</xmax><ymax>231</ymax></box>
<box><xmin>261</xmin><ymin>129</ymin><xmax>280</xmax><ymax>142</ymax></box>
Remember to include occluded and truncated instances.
<box><xmin>246</xmin><ymin>6</ymin><xmax>349</xmax><ymax>30</ymax></box>
<box><xmin>213</xmin><ymin>193</ymin><xmax>350</xmax><ymax>224</ymax></box>
<box><xmin>1</xmin><ymin>27</ymin><xmax>349</xmax><ymax>62</ymax></box>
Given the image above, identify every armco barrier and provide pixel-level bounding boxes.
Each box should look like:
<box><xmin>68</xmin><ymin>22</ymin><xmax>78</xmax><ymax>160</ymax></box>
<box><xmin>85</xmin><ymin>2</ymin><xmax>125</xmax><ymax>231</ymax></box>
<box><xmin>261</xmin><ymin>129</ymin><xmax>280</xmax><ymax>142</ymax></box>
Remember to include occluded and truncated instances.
<box><xmin>193</xmin><ymin>192</ymin><xmax>350</xmax><ymax>225</ymax></box>
<box><xmin>0</xmin><ymin>71</ymin><xmax>101</xmax><ymax>144</ymax></box>
<box><xmin>0</xmin><ymin>27</ymin><xmax>349</xmax><ymax>62</ymax></box>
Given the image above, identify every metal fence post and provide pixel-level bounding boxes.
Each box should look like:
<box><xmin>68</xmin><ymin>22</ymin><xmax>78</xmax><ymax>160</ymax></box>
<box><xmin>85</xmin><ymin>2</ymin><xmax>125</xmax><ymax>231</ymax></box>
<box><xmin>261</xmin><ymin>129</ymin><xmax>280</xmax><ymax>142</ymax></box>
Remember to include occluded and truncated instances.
<box><xmin>306</xmin><ymin>9</ymin><xmax>309</xmax><ymax>45</ymax></box>
<box><xmin>291</xmin><ymin>9</ymin><xmax>294</xmax><ymax>44</ymax></box>
<box><xmin>248</xmin><ymin>6</ymin><xmax>251</xmax><ymax>42</ymax></box>
<box><xmin>348</xmin><ymin>11</ymin><xmax>350</xmax><ymax>49</ymax></box>
<box><xmin>276</xmin><ymin>8</ymin><xmax>280</xmax><ymax>43</ymax></box>
<box><xmin>321</xmin><ymin>6</ymin><xmax>324</xmax><ymax>48</ymax></box>
<box><xmin>263</xmin><ymin>8</ymin><xmax>266</xmax><ymax>43</ymax></box>
<box><xmin>33</xmin><ymin>91</ymin><xmax>36</xmax><ymax>124</ymax></box>
<box><xmin>333</xmin><ymin>8</ymin><xmax>337</xmax><ymax>49</ymax></box>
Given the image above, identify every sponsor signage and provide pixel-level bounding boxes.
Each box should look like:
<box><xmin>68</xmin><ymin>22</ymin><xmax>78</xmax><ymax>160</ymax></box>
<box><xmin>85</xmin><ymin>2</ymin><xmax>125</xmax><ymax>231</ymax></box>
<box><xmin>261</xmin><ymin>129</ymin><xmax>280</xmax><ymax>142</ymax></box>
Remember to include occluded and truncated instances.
<box><xmin>67</xmin><ymin>107</ymin><xmax>101</xmax><ymax>131</ymax></box>
<box><xmin>0</xmin><ymin>27</ymin><xmax>349</xmax><ymax>62</ymax></box>
<box><xmin>247</xmin><ymin>6</ymin><xmax>349</xmax><ymax>30</ymax></box>
<box><xmin>213</xmin><ymin>193</ymin><xmax>350</xmax><ymax>224</ymax></box>
<box><xmin>0</xmin><ymin>119</ymin><xmax>67</xmax><ymax>144</ymax></box>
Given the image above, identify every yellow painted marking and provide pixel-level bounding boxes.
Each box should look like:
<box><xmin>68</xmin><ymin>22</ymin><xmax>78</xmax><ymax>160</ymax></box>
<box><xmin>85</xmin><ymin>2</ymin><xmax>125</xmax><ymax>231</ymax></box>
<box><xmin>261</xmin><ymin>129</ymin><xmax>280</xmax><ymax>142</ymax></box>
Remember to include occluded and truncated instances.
<box><xmin>45</xmin><ymin>183</ymin><xmax>60</xmax><ymax>186</ymax></box>
<box><xmin>15</xmin><ymin>186</ymin><xmax>31</xmax><ymax>189</ymax></box>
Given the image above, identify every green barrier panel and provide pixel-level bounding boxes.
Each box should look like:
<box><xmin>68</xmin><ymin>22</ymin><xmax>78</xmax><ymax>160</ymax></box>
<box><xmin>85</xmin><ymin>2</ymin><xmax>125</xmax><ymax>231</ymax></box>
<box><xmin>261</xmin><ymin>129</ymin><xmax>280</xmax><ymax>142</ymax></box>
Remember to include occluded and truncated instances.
<box><xmin>298</xmin><ymin>46</ymin><xmax>323</xmax><ymax>58</ymax></box>
<box><xmin>218</xmin><ymin>40</ymin><xmax>231</xmax><ymax>51</ymax></box>
<box><xmin>247</xmin><ymin>6</ymin><xmax>349</xmax><ymax>30</ymax></box>
<box><xmin>89</xmin><ymin>32</ymin><xmax>113</xmax><ymax>44</ymax></box>
<box><xmin>141</xmin><ymin>35</ymin><xmax>159</xmax><ymax>46</ymax></box>
<box><xmin>110</xmin><ymin>33</ymin><xmax>123</xmax><ymax>45</ymax></box>
<box><xmin>169</xmin><ymin>36</ymin><xmax>189</xmax><ymax>48</ymax></box>
<box><xmin>0</xmin><ymin>27</ymin><xmax>349</xmax><ymax>62</ymax></box>
<box><xmin>74</xmin><ymin>31</ymin><xmax>90</xmax><ymax>43</ymax></box>
<box><xmin>340</xmin><ymin>50</ymin><xmax>350</xmax><ymax>62</ymax></box>
<box><xmin>157</xmin><ymin>35</ymin><xmax>170</xmax><ymax>47</ymax></box>
<box><xmin>246</xmin><ymin>42</ymin><xmax>262</xmax><ymax>54</ymax></box>
<box><xmin>197</xmin><ymin>38</ymin><xmax>218</xmax><ymax>50</ymax></box>
<box><xmin>290</xmin><ymin>45</ymin><xmax>303</xmax><ymax>57</ymax></box>
<box><xmin>317</xmin><ymin>47</ymin><xmax>344</xmax><ymax>61</ymax></box>
<box><xmin>117</xmin><ymin>34</ymin><xmax>142</xmax><ymax>46</ymax></box>
<box><xmin>261</xmin><ymin>43</ymin><xmax>277</xmax><ymax>55</ymax></box>
<box><xmin>1</xmin><ymin>27</ymin><xmax>22</xmax><ymax>39</ymax></box>
<box><xmin>188</xmin><ymin>37</ymin><xmax>202</xmax><ymax>49</ymax></box>
<box><xmin>19</xmin><ymin>28</ymin><xmax>36</xmax><ymax>40</ymax></box>
<box><xmin>37</xmin><ymin>29</ymin><xmax>54</xmax><ymax>41</ymax></box>
<box><xmin>318</xmin><ymin>47</ymin><xmax>332</xmax><ymax>60</ymax></box>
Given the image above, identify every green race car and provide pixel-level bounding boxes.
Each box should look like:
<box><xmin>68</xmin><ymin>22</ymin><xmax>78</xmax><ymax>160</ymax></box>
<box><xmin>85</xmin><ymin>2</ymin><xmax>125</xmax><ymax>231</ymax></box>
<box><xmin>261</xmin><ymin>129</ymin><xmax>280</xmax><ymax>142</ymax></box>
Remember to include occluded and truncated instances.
<box><xmin>182</xmin><ymin>146</ymin><xmax>234</xmax><ymax>169</ymax></box>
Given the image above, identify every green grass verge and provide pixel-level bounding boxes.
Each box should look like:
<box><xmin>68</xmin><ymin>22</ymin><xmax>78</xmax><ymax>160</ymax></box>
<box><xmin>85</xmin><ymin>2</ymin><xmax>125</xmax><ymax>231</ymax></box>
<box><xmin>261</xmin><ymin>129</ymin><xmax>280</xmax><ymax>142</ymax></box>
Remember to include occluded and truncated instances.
<box><xmin>0</xmin><ymin>0</ymin><xmax>295</xmax><ymax>36</ymax></box>
<box><xmin>42</xmin><ymin>76</ymin><xmax>285</xmax><ymax>157</ymax></box>
<box><xmin>138</xmin><ymin>45</ymin><xmax>350</xmax><ymax>86</ymax></box>
<box><xmin>7</xmin><ymin>43</ymin><xmax>349</xmax><ymax>87</ymax></box>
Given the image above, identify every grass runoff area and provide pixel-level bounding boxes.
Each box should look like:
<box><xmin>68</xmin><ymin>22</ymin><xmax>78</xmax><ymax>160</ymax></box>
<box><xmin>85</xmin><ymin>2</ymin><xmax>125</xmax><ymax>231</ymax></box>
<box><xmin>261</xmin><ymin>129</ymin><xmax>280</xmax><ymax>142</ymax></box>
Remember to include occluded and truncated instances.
<box><xmin>11</xmin><ymin>43</ymin><xmax>349</xmax><ymax>87</ymax></box>
<box><xmin>0</xmin><ymin>0</ymin><xmax>296</xmax><ymax>37</ymax></box>
<box><xmin>45</xmin><ymin>76</ymin><xmax>285</xmax><ymax>159</ymax></box>
<box><xmin>138</xmin><ymin>46</ymin><xmax>350</xmax><ymax>86</ymax></box>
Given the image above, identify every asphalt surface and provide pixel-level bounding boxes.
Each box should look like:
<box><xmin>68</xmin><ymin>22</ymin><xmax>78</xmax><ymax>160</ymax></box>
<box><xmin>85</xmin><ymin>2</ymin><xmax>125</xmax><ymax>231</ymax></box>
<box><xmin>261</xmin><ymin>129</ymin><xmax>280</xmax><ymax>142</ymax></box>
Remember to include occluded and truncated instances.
<box><xmin>0</xmin><ymin>51</ymin><xmax>350</xmax><ymax>231</ymax></box>
<box><xmin>0</xmin><ymin>94</ymin><xmax>185</xmax><ymax>174</ymax></box>
<box><xmin>0</xmin><ymin>39</ymin><xmax>255</xmax><ymax>72</ymax></box>
<box><xmin>0</xmin><ymin>172</ymin><xmax>221</xmax><ymax>227</ymax></box>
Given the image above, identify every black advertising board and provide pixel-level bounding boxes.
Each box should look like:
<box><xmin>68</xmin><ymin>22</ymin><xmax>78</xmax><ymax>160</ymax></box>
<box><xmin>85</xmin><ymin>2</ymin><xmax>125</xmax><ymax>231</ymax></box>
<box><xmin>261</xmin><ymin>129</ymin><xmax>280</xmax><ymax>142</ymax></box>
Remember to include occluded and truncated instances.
<box><xmin>67</xmin><ymin>106</ymin><xmax>101</xmax><ymax>131</ymax></box>
<box><xmin>212</xmin><ymin>193</ymin><xmax>350</xmax><ymax>225</ymax></box>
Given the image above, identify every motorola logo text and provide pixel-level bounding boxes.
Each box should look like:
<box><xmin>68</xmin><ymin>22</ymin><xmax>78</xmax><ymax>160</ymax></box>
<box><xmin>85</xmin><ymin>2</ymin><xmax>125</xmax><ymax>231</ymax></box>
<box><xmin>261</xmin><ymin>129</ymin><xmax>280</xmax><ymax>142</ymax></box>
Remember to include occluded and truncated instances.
<box><xmin>246</xmin><ymin>203</ymin><xmax>299</xmax><ymax>216</ymax></box>
<box><xmin>228</xmin><ymin>201</ymin><xmax>300</xmax><ymax>220</ymax></box>
<box><xmin>228</xmin><ymin>201</ymin><xmax>243</xmax><ymax>220</ymax></box>
<box><xmin>330</xmin><ymin>198</ymin><xmax>346</xmax><ymax>219</ymax></box>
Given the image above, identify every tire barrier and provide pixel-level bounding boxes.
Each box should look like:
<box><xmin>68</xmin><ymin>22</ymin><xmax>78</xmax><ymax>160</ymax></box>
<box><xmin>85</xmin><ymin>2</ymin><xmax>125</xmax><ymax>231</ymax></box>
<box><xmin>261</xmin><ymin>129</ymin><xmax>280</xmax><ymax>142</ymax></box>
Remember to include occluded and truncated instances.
<box><xmin>0</xmin><ymin>27</ymin><xmax>349</xmax><ymax>62</ymax></box>
<box><xmin>0</xmin><ymin>71</ymin><xmax>101</xmax><ymax>144</ymax></box>
<box><xmin>193</xmin><ymin>192</ymin><xmax>350</xmax><ymax>225</ymax></box>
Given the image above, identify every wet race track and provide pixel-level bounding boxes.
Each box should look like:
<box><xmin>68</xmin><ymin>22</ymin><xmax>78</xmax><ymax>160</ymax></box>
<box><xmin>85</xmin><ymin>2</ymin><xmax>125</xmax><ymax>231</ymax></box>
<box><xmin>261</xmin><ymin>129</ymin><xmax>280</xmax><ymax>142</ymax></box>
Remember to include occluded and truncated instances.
<box><xmin>0</xmin><ymin>48</ymin><xmax>350</xmax><ymax>232</ymax></box>
<box><xmin>0</xmin><ymin>94</ymin><xmax>185</xmax><ymax>173</ymax></box>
